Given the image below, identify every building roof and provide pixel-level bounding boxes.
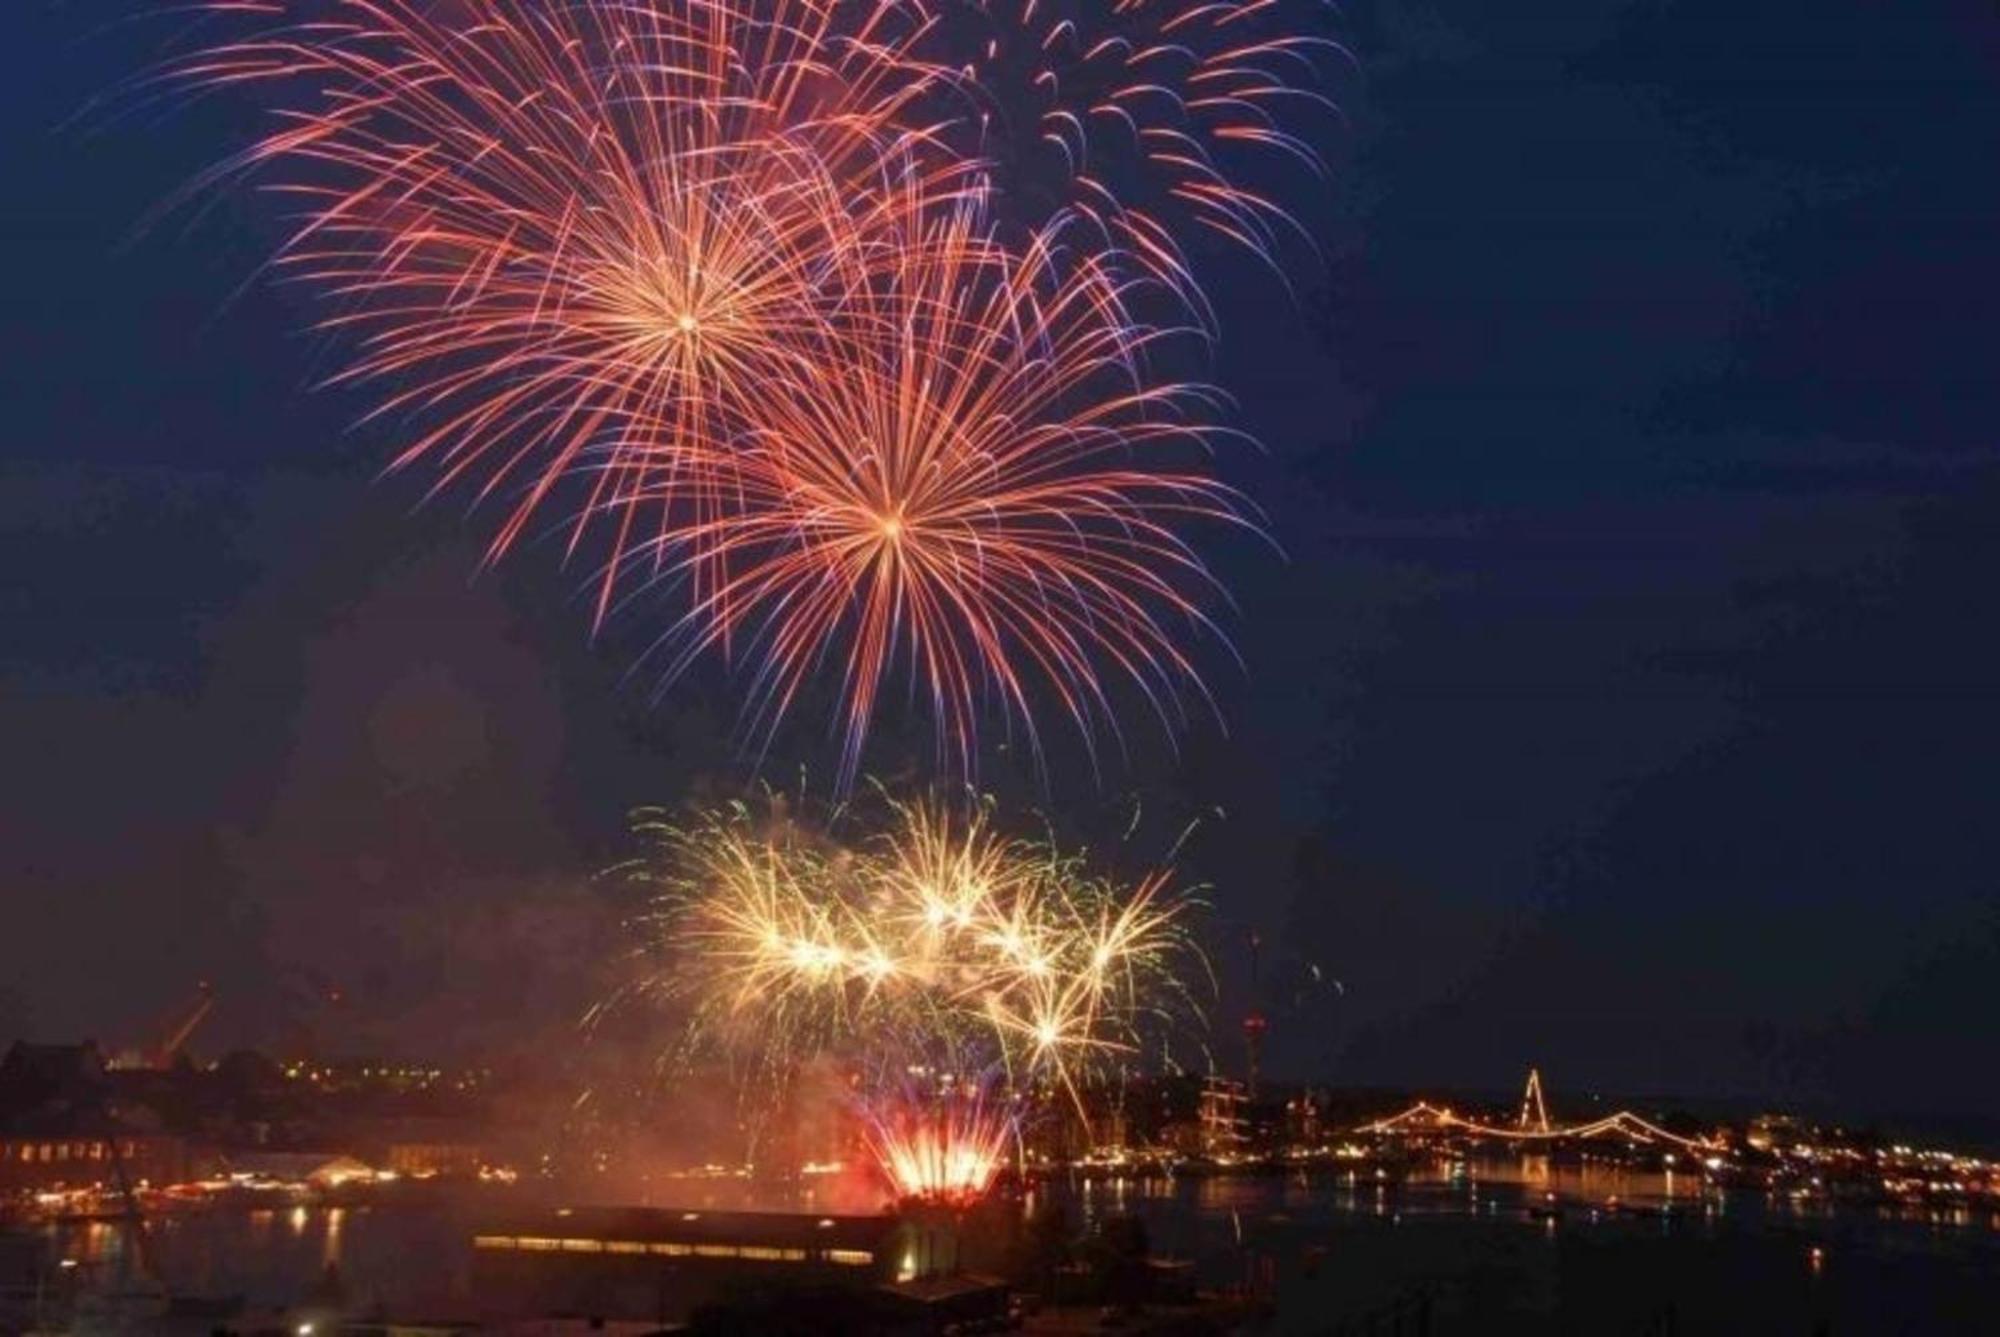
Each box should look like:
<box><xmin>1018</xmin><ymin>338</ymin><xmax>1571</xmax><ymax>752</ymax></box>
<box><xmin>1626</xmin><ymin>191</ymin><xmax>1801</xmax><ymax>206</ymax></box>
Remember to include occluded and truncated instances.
<box><xmin>223</xmin><ymin>1151</ymin><xmax>374</xmax><ymax>1183</ymax></box>
<box><xmin>0</xmin><ymin>1041</ymin><xmax>108</xmax><ymax>1110</ymax></box>
<box><xmin>880</xmin><ymin>1274</ymin><xmax>1010</xmax><ymax>1304</ymax></box>
<box><xmin>476</xmin><ymin>1205</ymin><xmax>898</xmax><ymax>1254</ymax></box>
<box><xmin>480</xmin><ymin>1323</ymin><xmax>683</xmax><ymax>1336</ymax></box>
<box><xmin>0</xmin><ymin>1042</ymin><xmax>138</xmax><ymax>1138</ymax></box>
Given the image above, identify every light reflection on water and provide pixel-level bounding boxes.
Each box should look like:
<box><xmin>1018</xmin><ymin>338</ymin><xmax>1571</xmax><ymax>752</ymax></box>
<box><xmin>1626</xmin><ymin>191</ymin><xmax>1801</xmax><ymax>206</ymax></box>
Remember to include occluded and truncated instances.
<box><xmin>24</xmin><ymin>1157</ymin><xmax>1999</xmax><ymax>1328</ymax></box>
<box><xmin>40</xmin><ymin>1201</ymin><xmax>467</xmax><ymax>1312</ymax></box>
<box><xmin>1036</xmin><ymin>1155</ymin><xmax>2000</xmax><ymax>1334</ymax></box>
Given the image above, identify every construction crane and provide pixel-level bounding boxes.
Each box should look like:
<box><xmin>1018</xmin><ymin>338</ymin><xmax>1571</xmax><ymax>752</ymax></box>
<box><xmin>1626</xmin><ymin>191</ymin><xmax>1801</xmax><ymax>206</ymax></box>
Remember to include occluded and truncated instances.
<box><xmin>145</xmin><ymin>982</ymin><xmax>214</xmax><ymax>1069</ymax></box>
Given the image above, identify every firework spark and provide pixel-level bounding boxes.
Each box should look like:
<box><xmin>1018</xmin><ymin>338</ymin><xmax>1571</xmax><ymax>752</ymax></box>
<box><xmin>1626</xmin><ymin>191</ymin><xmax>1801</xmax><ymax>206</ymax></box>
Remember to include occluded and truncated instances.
<box><xmin>887</xmin><ymin>0</ymin><xmax>1345</xmax><ymax>299</ymax></box>
<box><xmin>160</xmin><ymin>0</ymin><xmax>1315</xmax><ymax>778</ymax></box>
<box><xmin>167</xmin><ymin>0</ymin><xmax>959</xmax><ymax>623</ymax></box>
<box><xmin>860</xmin><ymin>1080</ymin><xmax>1013</xmax><ymax>1205</ymax></box>
<box><xmin>618</xmin><ymin>790</ymin><xmax>1201</xmax><ymax>1113</ymax></box>
<box><xmin>624</xmin><ymin>190</ymin><xmax>1253</xmax><ymax>782</ymax></box>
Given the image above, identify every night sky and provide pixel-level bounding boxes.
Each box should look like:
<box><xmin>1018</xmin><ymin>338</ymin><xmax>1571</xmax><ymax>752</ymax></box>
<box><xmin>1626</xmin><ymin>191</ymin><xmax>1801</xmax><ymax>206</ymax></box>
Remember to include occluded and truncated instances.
<box><xmin>4</xmin><ymin>2</ymin><xmax>1997</xmax><ymax>1124</ymax></box>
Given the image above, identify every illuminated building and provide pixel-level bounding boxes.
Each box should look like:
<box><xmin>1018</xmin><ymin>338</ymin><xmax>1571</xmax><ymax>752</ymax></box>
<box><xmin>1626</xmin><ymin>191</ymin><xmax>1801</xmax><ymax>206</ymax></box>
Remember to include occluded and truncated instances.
<box><xmin>0</xmin><ymin>1131</ymin><xmax>189</xmax><ymax>1195</ymax></box>
<box><xmin>383</xmin><ymin>1138</ymin><xmax>480</xmax><ymax>1179</ymax></box>
<box><xmin>0</xmin><ymin>1042</ymin><xmax>192</xmax><ymax>1196</ymax></box>
<box><xmin>1747</xmin><ymin>1113</ymin><xmax>1804</xmax><ymax>1152</ymax></box>
<box><xmin>218</xmin><ymin>1151</ymin><xmax>375</xmax><ymax>1190</ymax></box>
<box><xmin>1285</xmin><ymin>1091</ymin><xmax>1325</xmax><ymax>1147</ymax></box>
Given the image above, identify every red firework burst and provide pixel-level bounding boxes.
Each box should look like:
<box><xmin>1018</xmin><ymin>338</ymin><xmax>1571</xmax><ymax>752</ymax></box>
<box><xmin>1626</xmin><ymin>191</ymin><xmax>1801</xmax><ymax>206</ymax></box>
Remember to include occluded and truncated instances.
<box><xmin>889</xmin><ymin>0</ymin><xmax>1345</xmax><ymax>301</ymax></box>
<box><xmin>154</xmin><ymin>0</ymin><xmax>1298</xmax><ymax>777</ymax></box>
<box><xmin>861</xmin><ymin>1083</ymin><xmax>1013</xmax><ymax>1206</ymax></box>
<box><xmin>168</xmin><ymin>0</ymin><xmax>962</xmax><ymax>623</ymax></box>
<box><xmin>623</xmin><ymin>187</ymin><xmax>1253</xmax><ymax>782</ymax></box>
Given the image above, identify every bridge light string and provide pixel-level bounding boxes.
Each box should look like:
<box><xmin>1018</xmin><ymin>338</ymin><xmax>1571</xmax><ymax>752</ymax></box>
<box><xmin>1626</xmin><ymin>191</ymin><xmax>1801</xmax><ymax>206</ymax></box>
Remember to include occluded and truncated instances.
<box><xmin>1355</xmin><ymin>1099</ymin><xmax>1723</xmax><ymax>1155</ymax></box>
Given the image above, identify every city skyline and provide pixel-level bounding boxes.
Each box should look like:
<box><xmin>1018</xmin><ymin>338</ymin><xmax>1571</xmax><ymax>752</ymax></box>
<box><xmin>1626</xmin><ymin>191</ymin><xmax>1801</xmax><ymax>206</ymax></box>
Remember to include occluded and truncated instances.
<box><xmin>2</xmin><ymin>0</ymin><xmax>1998</xmax><ymax>1131</ymax></box>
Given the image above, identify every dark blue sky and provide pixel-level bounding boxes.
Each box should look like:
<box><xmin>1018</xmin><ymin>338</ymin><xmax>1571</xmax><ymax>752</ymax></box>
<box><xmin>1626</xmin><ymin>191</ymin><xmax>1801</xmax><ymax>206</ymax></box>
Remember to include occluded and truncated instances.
<box><xmin>3</xmin><ymin>2</ymin><xmax>1997</xmax><ymax>1122</ymax></box>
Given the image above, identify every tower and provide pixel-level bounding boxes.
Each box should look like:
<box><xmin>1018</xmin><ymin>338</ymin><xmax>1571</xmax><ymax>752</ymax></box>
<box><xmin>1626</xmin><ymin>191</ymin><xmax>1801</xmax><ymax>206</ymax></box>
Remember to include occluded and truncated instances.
<box><xmin>1242</xmin><ymin>929</ymin><xmax>1267</xmax><ymax>1099</ymax></box>
<box><xmin>1241</xmin><ymin>1010</ymin><xmax>1268</xmax><ymax>1100</ymax></box>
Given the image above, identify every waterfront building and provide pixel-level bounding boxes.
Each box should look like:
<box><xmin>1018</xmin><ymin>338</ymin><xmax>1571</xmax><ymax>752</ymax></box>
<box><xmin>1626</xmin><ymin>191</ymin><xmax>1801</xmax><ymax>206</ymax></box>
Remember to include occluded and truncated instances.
<box><xmin>470</xmin><ymin>1206</ymin><xmax>908</xmax><ymax>1323</ymax></box>
<box><xmin>0</xmin><ymin>1041</ymin><xmax>193</xmax><ymax>1195</ymax></box>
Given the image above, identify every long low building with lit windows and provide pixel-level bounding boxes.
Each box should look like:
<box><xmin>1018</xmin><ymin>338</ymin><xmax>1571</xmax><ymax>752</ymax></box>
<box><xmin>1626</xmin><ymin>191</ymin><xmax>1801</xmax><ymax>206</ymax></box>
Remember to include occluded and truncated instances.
<box><xmin>469</xmin><ymin>1206</ymin><xmax>911</xmax><ymax>1322</ymax></box>
<box><xmin>0</xmin><ymin>1121</ymin><xmax>193</xmax><ymax>1197</ymax></box>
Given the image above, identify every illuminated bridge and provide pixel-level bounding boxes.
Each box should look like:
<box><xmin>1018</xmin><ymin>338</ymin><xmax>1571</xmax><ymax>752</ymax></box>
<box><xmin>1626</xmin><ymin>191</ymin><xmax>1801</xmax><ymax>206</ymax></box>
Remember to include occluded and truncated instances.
<box><xmin>1354</xmin><ymin>1068</ymin><xmax>1722</xmax><ymax>1154</ymax></box>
